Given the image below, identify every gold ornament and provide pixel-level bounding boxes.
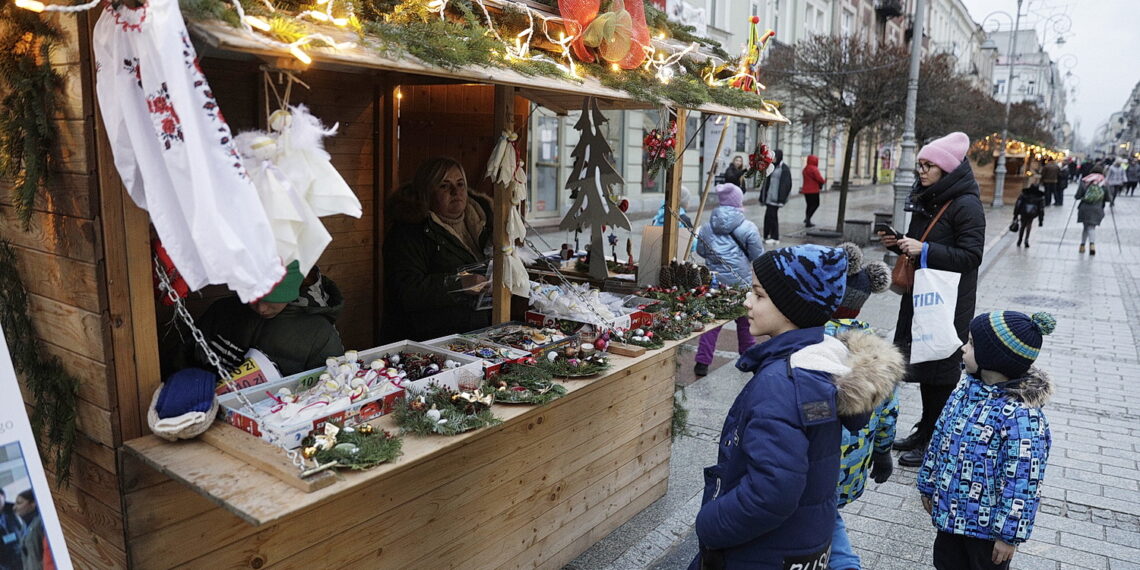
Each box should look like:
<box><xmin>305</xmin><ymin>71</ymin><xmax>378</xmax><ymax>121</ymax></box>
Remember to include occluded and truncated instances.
<box><xmin>302</xmin><ymin>446</ymin><xmax>319</xmax><ymax>459</ymax></box>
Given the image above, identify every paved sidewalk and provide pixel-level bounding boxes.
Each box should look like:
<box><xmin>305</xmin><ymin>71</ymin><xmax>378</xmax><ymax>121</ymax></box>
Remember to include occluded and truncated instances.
<box><xmin>566</xmin><ymin>180</ymin><xmax>1140</xmax><ymax>570</ymax></box>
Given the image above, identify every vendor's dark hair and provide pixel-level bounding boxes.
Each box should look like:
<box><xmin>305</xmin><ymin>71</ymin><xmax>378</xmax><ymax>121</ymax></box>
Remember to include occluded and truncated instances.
<box><xmin>406</xmin><ymin>156</ymin><xmax>466</xmax><ymax>207</ymax></box>
<box><xmin>17</xmin><ymin>490</ymin><xmax>33</xmax><ymax>504</ymax></box>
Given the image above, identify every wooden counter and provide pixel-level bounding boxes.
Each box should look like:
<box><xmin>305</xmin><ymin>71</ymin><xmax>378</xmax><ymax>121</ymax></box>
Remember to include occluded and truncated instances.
<box><xmin>121</xmin><ymin>330</ymin><xmax>710</xmax><ymax>569</ymax></box>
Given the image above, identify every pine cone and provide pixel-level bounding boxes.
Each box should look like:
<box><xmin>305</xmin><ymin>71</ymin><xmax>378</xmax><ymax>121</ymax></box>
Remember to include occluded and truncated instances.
<box><xmin>699</xmin><ymin>265</ymin><xmax>711</xmax><ymax>286</ymax></box>
<box><xmin>659</xmin><ymin>266</ymin><xmax>675</xmax><ymax>288</ymax></box>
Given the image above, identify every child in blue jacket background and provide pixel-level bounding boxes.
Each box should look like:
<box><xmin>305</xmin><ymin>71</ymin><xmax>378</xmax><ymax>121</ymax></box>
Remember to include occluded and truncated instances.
<box><xmin>692</xmin><ymin>245</ymin><xmax>900</xmax><ymax>569</ymax></box>
<box><xmin>917</xmin><ymin>311</ymin><xmax>1055</xmax><ymax>569</ymax></box>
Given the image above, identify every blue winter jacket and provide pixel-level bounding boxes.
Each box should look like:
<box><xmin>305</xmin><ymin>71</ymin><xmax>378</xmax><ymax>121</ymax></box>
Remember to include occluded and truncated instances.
<box><xmin>696</xmin><ymin>206</ymin><xmax>764</xmax><ymax>287</ymax></box>
<box><xmin>692</xmin><ymin>327</ymin><xmax>901</xmax><ymax>568</ymax></box>
<box><xmin>916</xmin><ymin>369</ymin><xmax>1053</xmax><ymax>545</ymax></box>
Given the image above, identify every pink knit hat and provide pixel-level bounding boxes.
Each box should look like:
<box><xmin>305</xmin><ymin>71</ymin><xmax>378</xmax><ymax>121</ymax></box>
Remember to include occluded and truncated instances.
<box><xmin>715</xmin><ymin>183</ymin><xmax>743</xmax><ymax>208</ymax></box>
<box><xmin>917</xmin><ymin>132</ymin><xmax>970</xmax><ymax>173</ymax></box>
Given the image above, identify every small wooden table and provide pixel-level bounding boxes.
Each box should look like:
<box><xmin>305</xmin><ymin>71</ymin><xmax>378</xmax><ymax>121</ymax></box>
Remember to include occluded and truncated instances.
<box><xmin>122</xmin><ymin>327</ymin><xmax>716</xmax><ymax>569</ymax></box>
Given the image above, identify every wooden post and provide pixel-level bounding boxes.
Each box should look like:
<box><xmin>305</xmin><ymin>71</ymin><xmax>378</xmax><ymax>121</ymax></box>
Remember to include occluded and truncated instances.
<box><xmin>685</xmin><ymin>116</ymin><xmax>731</xmax><ymax>259</ymax></box>
<box><xmin>491</xmin><ymin>85</ymin><xmax>515</xmax><ymax>324</ymax></box>
<box><xmin>660</xmin><ymin>108</ymin><xmax>687</xmax><ymax>268</ymax></box>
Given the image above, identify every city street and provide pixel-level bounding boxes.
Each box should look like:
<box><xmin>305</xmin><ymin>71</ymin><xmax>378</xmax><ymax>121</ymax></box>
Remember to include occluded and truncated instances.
<box><xmin>567</xmin><ymin>180</ymin><xmax>1140</xmax><ymax>570</ymax></box>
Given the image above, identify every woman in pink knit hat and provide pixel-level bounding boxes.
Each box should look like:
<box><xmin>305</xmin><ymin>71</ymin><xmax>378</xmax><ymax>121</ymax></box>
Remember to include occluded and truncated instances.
<box><xmin>878</xmin><ymin>131</ymin><xmax>986</xmax><ymax>467</ymax></box>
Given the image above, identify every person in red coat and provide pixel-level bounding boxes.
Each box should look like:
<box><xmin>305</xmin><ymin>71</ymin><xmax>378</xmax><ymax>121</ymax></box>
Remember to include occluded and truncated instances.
<box><xmin>801</xmin><ymin>155</ymin><xmax>826</xmax><ymax>227</ymax></box>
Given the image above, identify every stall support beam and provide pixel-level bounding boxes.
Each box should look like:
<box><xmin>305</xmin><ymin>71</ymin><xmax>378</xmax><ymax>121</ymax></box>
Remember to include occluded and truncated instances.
<box><xmin>491</xmin><ymin>85</ymin><xmax>515</xmax><ymax>324</ymax></box>
<box><xmin>661</xmin><ymin>108</ymin><xmax>688</xmax><ymax>268</ymax></box>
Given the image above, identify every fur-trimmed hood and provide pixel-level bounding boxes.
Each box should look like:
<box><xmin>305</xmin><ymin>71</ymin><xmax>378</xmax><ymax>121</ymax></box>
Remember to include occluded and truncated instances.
<box><xmin>789</xmin><ymin>331</ymin><xmax>905</xmax><ymax>416</ymax></box>
<box><xmin>999</xmin><ymin>366</ymin><xmax>1052</xmax><ymax>408</ymax></box>
<box><xmin>387</xmin><ymin>184</ymin><xmax>493</xmax><ymax>226</ymax></box>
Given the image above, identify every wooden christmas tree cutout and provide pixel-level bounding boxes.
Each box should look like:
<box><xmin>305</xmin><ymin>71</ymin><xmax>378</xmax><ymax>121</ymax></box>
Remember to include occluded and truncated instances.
<box><xmin>559</xmin><ymin>97</ymin><xmax>631</xmax><ymax>280</ymax></box>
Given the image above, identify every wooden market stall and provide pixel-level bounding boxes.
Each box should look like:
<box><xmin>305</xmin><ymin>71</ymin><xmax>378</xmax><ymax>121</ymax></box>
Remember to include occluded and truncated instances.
<box><xmin>0</xmin><ymin>2</ymin><xmax>787</xmax><ymax>567</ymax></box>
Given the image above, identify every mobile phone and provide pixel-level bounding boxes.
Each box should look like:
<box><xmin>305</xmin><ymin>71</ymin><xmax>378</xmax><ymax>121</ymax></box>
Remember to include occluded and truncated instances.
<box><xmin>874</xmin><ymin>223</ymin><xmax>903</xmax><ymax>239</ymax></box>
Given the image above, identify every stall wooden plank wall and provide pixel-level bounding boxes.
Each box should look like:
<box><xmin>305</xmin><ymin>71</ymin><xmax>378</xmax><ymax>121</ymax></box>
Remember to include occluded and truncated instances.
<box><xmin>120</xmin><ymin>345</ymin><xmax>677</xmax><ymax>569</ymax></box>
<box><xmin>0</xmin><ymin>12</ymin><xmax>129</xmax><ymax>568</ymax></box>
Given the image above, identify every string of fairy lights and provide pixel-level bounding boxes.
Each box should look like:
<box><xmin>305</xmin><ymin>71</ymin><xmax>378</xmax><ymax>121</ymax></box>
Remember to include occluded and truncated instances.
<box><xmin>12</xmin><ymin>0</ymin><xmax>775</xmax><ymax>94</ymax></box>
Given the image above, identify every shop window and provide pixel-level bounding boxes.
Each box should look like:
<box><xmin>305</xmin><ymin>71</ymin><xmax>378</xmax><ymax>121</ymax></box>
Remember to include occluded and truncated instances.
<box><xmin>529</xmin><ymin>113</ymin><xmax>562</xmax><ymax>217</ymax></box>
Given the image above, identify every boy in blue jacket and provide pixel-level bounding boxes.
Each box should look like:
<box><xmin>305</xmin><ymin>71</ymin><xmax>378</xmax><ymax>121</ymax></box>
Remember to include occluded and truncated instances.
<box><xmin>917</xmin><ymin>311</ymin><xmax>1055</xmax><ymax>570</ymax></box>
<box><xmin>692</xmin><ymin>245</ymin><xmax>899</xmax><ymax>569</ymax></box>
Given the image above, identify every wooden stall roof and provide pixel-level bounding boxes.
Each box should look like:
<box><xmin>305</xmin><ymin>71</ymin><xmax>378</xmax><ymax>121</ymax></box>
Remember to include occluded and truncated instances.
<box><xmin>122</xmin><ymin>325</ymin><xmax>718</xmax><ymax>527</ymax></box>
<box><xmin>186</xmin><ymin>18</ymin><xmax>789</xmax><ymax>124</ymax></box>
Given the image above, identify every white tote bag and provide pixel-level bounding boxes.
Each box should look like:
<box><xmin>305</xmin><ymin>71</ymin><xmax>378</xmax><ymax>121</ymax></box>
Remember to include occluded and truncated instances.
<box><xmin>910</xmin><ymin>247</ymin><xmax>961</xmax><ymax>364</ymax></box>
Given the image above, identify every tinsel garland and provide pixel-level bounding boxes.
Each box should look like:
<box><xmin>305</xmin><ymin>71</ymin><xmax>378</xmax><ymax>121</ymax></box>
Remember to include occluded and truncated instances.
<box><xmin>394</xmin><ymin>386</ymin><xmax>501</xmax><ymax>436</ymax></box>
<box><xmin>0</xmin><ymin>4</ymin><xmax>64</xmax><ymax>228</ymax></box>
<box><xmin>485</xmin><ymin>364</ymin><xmax>567</xmax><ymax>405</ymax></box>
<box><xmin>305</xmin><ymin>425</ymin><xmax>403</xmax><ymax>470</ymax></box>
<box><xmin>0</xmin><ymin>241</ymin><xmax>78</xmax><ymax>483</ymax></box>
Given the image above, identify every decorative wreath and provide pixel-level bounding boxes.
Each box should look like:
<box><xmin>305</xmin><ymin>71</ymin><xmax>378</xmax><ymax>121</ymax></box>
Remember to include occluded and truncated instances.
<box><xmin>300</xmin><ymin>423</ymin><xmax>403</xmax><ymax>471</ymax></box>
<box><xmin>645</xmin><ymin>120</ymin><xmax>678</xmax><ymax>179</ymax></box>
<box><xmin>394</xmin><ymin>385</ymin><xmax>501</xmax><ymax>436</ymax></box>
<box><xmin>746</xmin><ymin>141</ymin><xmax>775</xmax><ymax>187</ymax></box>
<box><xmin>486</xmin><ymin>364</ymin><xmax>568</xmax><ymax>405</ymax></box>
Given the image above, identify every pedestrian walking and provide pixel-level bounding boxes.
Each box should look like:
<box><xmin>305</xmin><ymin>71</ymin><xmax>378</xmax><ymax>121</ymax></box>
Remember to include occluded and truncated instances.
<box><xmin>1075</xmin><ymin>165</ymin><xmax>1112</xmax><ymax>255</ymax></box>
<box><xmin>1125</xmin><ymin>158</ymin><xmax>1139</xmax><ymax>196</ymax></box>
<box><xmin>722</xmin><ymin>155</ymin><xmax>747</xmax><ymax>190</ymax></box>
<box><xmin>827</xmin><ymin>244</ymin><xmax>903</xmax><ymax>570</ymax></box>
<box><xmin>1106</xmin><ymin>158</ymin><xmax>1127</xmax><ymax>199</ymax></box>
<box><xmin>1039</xmin><ymin>158</ymin><xmax>1060</xmax><ymax>206</ymax></box>
<box><xmin>801</xmin><ymin>154</ymin><xmax>826</xmax><ymax>228</ymax></box>
<box><xmin>1066</xmin><ymin>159</ymin><xmax>1079</xmax><ymax>184</ymax></box>
<box><xmin>692</xmin><ymin>183</ymin><xmax>764</xmax><ymax>377</ymax></box>
<box><xmin>879</xmin><ymin>131</ymin><xmax>985</xmax><ymax>468</ymax></box>
<box><xmin>691</xmin><ymin>245</ymin><xmax>898</xmax><ymax>570</ymax></box>
<box><xmin>1012</xmin><ymin>184</ymin><xmax>1045</xmax><ymax>248</ymax></box>
<box><xmin>917</xmin><ymin>311</ymin><xmax>1055</xmax><ymax>570</ymax></box>
<box><xmin>758</xmin><ymin>149</ymin><xmax>792</xmax><ymax>244</ymax></box>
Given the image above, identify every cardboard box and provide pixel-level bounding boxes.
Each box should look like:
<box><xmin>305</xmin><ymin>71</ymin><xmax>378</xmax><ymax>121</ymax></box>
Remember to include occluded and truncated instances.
<box><xmin>421</xmin><ymin>334</ymin><xmax>533</xmax><ymax>379</ymax></box>
<box><xmin>524</xmin><ymin>305</ymin><xmax>653</xmax><ymax>333</ymax></box>
<box><xmin>218</xmin><ymin>340</ymin><xmax>484</xmax><ymax>448</ymax></box>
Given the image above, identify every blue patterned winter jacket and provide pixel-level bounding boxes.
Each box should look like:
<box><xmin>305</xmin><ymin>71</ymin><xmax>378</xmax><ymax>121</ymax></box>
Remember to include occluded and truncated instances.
<box><xmin>916</xmin><ymin>369</ymin><xmax>1053</xmax><ymax>545</ymax></box>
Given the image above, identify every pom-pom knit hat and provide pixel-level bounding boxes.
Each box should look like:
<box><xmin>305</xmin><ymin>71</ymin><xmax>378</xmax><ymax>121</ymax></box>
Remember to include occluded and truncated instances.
<box><xmin>716</xmin><ymin>182</ymin><xmax>744</xmax><ymax>208</ymax></box>
<box><xmin>917</xmin><ymin>132</ymin><xmax>970</xmax><ymax>173</ymax></box>
<box><xmin>752</xmin><ymin>244</ymin><xmax>847</xmax><ymax>328</ymax></box>
<box><xmin>970</xmin><ymin>311</ymin><xmax>1056</xmax><ymax>379</ymax></box>
<box><xmin>834</xmin><ymin>242</ymin><xmax>890</xmax><ymax>319</ymax></box>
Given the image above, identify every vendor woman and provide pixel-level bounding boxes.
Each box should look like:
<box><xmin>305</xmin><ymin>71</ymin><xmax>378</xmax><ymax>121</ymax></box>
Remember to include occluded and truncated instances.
<box><xmin>384</xmin><ymin>157</ymin><xmax>493</xmax><ymax>341</ymax></box>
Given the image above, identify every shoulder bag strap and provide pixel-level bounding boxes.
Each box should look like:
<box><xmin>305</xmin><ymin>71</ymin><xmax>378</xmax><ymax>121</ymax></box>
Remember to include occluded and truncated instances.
<box><xmin>918</xmin><ymin>200</ymin><xmax>953</xmax><ymax>241</ymax></box>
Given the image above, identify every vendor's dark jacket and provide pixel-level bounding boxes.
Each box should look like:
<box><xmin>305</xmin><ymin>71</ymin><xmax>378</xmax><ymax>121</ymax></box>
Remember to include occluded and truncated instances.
<box><xmin>383</xmin><ymin>189</ymin><xmax>493</xmax><ymax>342</ymax></box>
<box><xmin>890</xmin><ymin>158</ymin><xmax>986</xmax><ymax>386</ymax></box>
<box><xmin>691</xmin><ymin>328</ymin><xmax>903</xmax><ymax>569</ymax></box>
<box><xmin>0</xmin><ymin>501</ymin><xmax>20</xmax><ymax>570</ymax></box>
<box><xmin>176</xmin><ymin>277</ymin><xmax>345</xmax><ymax>377</ymax></box>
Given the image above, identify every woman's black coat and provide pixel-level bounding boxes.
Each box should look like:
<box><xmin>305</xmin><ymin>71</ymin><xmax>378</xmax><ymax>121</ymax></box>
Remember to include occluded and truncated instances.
<box><xmin>891</xmin><ymin>159</ymin><xmax>986</xmax><ymax>386</ymax></box>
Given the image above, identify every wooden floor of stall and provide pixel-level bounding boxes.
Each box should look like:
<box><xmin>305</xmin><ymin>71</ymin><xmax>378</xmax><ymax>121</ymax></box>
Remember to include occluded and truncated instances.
<box><xmin>122</xmin><ymin>336</ymin><xmax>692</xmax><ymax>569</ymax></box>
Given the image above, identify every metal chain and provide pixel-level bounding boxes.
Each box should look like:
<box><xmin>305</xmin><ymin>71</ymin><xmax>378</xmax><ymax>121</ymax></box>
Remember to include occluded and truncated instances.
<box><xmin>153</xmin><ymin>256</ymin><xmax>311</xmax><ymax>472</ymax></box>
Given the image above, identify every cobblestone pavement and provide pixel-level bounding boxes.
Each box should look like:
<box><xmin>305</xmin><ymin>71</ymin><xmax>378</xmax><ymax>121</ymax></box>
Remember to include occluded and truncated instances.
<box><xmin>565</xmin><ymin>181</ymin><xmax>1140</xmax><ymax>570</ymax></box>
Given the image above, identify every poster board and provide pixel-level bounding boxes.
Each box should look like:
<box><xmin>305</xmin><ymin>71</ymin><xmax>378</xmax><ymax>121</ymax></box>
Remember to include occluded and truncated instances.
<box><xmin>637</xmin><ymin>224</ymin><xmax>698</xmax><ymax>287</ymax></box>
<box><xmin>0</xmin><ymin>327</ymin><xmax>72</xmax><ymax>569</ymax></box>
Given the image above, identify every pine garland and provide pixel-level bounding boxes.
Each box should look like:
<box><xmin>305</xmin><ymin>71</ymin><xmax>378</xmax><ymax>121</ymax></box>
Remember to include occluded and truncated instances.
<box><xmin>672</xmin><ymin>385</ymin><xmax>690</xmax><ymax>441</ymax></box>
<box><xmin>0</xmin><ymin>5</ymin><xmax>64</xmax><ymax>228</ymax></box>
<box><xmin>0</xmin><ymin>241</ymin><xmax>78</xmax><ymax>483</ymax></box>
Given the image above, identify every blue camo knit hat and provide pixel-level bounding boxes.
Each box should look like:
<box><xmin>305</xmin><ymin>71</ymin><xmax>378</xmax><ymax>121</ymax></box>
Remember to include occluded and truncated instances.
<box><xmin>970</xmin><ymin>311</ymin><xmax>1056</xmax><ymax>378</ymax></box>
<box><xmin>751</xmin><ymin>244</ymin><xmax>848</xmax><ymax>328</ymax></box>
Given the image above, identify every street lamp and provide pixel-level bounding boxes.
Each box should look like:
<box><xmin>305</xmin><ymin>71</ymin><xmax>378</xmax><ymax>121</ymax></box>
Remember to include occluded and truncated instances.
<box><xmin>1036</xmin><ymin>13</ymin><xmax>1073</xmax><ymax>47</ymax></box>
<box><xmin>890</xmin><ymin>0</ymin><xmax>928</xmax><ymax>256</ymax></box>
<box><xmin>986</xmin><ymin>1</ymin><xmax>1024</xmax><ymax>207</ymax></box>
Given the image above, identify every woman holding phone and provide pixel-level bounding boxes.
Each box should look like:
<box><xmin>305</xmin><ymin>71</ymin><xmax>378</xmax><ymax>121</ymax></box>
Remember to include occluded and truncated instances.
<box><xmin>878</xmin><ymin>132</ymin><xmax>986</xmax><ymax>468</ymax></box>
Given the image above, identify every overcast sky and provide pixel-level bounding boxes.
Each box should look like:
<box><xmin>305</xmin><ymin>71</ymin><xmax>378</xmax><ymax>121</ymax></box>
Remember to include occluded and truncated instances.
<box><xmin>959</xmin><ymin>0</ymin><xmax>1140</xmax><ymax>144</ymax></box>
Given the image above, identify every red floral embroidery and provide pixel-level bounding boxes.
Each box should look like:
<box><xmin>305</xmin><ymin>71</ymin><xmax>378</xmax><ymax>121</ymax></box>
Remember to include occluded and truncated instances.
<box><xmin>107</xmin><ymin>2</ymin><xmax>147</xmax><ymax>33</ymax></box>
<box><xmin>146</xmin><ymin>83</ymin><xmax>184</xmax><ymax>150</ymax></box>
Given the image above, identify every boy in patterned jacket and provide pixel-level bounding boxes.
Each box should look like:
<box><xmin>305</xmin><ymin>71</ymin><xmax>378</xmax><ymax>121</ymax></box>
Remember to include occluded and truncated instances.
<box><xmin>917</xmin><ymin>311</ymin><xmax>1055</xmax><ymax>570</ymax></box>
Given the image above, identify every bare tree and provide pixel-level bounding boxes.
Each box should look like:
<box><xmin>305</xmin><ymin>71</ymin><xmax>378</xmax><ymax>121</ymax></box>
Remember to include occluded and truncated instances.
<box><xmin>766</xmin><ymin>35</ymin><xmax>908</xmax><ymax>231</ymax></box>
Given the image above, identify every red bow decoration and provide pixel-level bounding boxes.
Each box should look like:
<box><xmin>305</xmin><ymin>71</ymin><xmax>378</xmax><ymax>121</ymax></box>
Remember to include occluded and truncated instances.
<box><xmin>558</xmin><ymin>0</ymin><xmax>649</xmax><ymax>69</ymax></box>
